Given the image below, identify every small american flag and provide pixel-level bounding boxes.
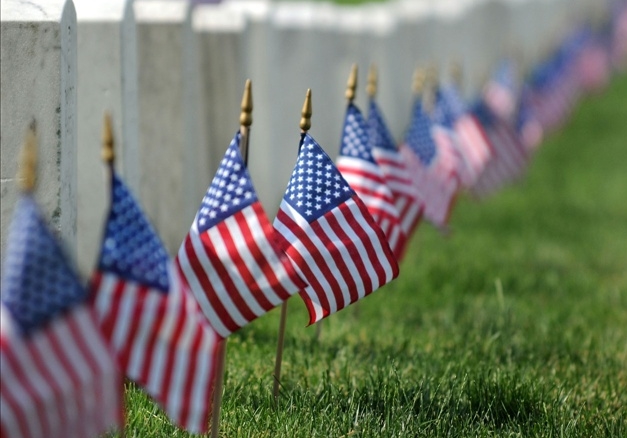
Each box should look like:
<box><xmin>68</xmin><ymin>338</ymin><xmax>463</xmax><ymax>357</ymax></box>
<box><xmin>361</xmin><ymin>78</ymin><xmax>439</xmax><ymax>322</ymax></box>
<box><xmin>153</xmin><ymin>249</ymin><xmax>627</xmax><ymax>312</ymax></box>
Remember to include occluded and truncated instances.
<box><xmin>483</xmin><ymin>59</ymin><xmax>519</xmax><ymax>122</ymax></box>
<box><xmin>470</xmin><ymin>100</ymin><xmax>529</xmax><ymax>198</ymax></box>
<box><xmin>273</xmin><ymin>133</ymin><xmax>399</xmax><ymax>325</ymax></box>
<box><xmin>368</xmin><ymin>99</ymin><xmax>424</xmax><ymax>258</ymax></box>
<box><xmin>176</xmin><ymin>132</ymin><xmax>307</xmax><ymax>338</ymax></box>
<box><xmin>1</xmin><ymin>196</ymin><xmax>122</xmax><ymax>438</ymax></box>
<box><xmin>337</xmin><ymin>103</ymin><xmax>404</xmax><ymax>258</ymax></box>
<box><xmin>402</xmin><ymin>99</ymin><xmax>460</xmax><ymax>229</ymax></box>
<box><xmin>516</xmin><ymin>85</ymin><xmax>544</xmax><ymax>152</ymax></box>
<box><xmin>90</xmin><ymin>172</ymin><xmax>218</xmax><ymax>434</ymax></box>
<box><xmin>433</xmin><ymin>86</ymin><xmax>492</xmax><ymax>187</ymax></box>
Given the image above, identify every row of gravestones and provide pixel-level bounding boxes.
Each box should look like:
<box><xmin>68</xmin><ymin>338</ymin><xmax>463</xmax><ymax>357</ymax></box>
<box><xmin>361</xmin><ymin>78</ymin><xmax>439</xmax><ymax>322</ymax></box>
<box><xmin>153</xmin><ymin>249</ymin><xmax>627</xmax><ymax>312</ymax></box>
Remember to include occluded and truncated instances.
<box><xmin>0</xmin><ymin>0</ymin><xmax>606</xmax><ymax>278</ymax></box>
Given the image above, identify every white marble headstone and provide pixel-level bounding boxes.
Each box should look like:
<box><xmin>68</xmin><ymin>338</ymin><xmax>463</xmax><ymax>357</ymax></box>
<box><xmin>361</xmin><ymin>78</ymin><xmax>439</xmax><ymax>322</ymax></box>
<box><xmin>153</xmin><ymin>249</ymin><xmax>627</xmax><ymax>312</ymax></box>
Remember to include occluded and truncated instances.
<box><xmin>1</xmin><ymin>0</ymin><xmax>78</xmax><ymax>268</ymax></box>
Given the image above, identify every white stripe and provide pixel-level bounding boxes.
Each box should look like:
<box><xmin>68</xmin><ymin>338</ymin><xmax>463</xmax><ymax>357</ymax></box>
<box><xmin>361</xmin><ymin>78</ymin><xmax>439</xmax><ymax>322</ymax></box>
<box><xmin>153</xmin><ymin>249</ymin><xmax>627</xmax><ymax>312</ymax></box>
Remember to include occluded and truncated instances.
<box><xmin>177</xmin><ymin>244</ymin><xmax>230</xmax><ymax>337</ymax></box>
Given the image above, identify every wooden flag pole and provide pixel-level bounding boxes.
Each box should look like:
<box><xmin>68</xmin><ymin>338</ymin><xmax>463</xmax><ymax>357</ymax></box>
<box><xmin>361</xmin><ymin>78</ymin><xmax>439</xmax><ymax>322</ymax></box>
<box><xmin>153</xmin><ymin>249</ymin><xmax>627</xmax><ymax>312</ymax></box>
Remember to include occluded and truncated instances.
<box><xmin>210</xmin><ymin>79</ymin><xmax>253</xmax><ymax>438</ymax></box>
<box><xmin>100</xmin><ymin>114</ymin><xmax>128</xmax><ymax>438</ymax></box>
<box><xmin>273</xmin><ymin>89</ymin><xmax>312</xmax><ymax>404</ymax></box>
<box><xmin>342</xmin><ymin>64</ymin><xmax>360</xmax><ymax>324</ymax></box>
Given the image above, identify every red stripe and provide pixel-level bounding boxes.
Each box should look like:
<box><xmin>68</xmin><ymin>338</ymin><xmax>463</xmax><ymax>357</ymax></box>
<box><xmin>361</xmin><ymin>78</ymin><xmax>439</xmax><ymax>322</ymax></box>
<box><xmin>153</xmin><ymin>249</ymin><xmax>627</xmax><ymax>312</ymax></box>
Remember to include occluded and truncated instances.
<box><xmin>181</xmin><ymin>234</ymin><xmax>239</xmax><ymax>334</ymax></box>
<box><xmin>177</xmin><ymin>315</ymin><xmax>203</xmax><ymax>429</ymax></box>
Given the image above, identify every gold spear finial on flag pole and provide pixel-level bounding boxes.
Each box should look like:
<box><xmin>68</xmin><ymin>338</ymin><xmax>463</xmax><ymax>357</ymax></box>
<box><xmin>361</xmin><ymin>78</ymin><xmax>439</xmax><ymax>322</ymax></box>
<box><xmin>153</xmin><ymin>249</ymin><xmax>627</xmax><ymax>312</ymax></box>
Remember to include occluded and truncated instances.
<box><xmin>239</xmin><ymin>79</ymin><xmax>253</xmax><ymax>164</ymax></box>
<box><xmin>367</xmin><ymin>63</ymin><xmax>378</xmax><ymax>98</ymax></box>
<box><xmin>18</xmin><ymin>120</ymin><xmax>38</xmax><ymax>193</ymax></box>
<box><xmin>412</xmin><ymin>67</ymin><xmax>427</xmax><ymax>95</ymax></box>
<box><xmin>451</xmin><ymin>60</ymin><xmax>463</xmax><ymax>89</ymax></box>
<box><xmin>102</xmin><ymin>112</ymin><xmax>115</xmax><ymax>166</ymax></box>
<box><xmin>345</xmin><ymin>63</ymin><xmax>358</xmax><ymax>102</ymax></box>
<box><xmin>300</xmin><ymin>88</ymin><xmax>312</xmax><ymax>132</ymax></box>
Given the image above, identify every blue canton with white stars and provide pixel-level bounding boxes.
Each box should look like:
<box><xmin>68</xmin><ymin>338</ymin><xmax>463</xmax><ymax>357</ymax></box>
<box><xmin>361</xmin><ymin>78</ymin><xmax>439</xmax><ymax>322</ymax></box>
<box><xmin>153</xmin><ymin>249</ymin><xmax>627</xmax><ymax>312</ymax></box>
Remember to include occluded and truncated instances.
<box><xmin>98</xmin><ymin>173</ymin><xmax>170</xmax><ymax>292</ymax></box>
<box><xmin>368</xmin><ymin>100</ymin><xmax>397</xmax><ymax>151</ymax></box>
<box><xmin>404</xmin><ymin>99</ymin><xmax>437</xmax><ymax>165</ymax></box>
<box><xmin>432</xmin><ymin>86</ymin><xmax>467</xmax><ymax>128</ymax></box>
<box><xmin>284</xmin><ymin>134</ymin><xmax>355</xmax><ymax>222</ymax></box>
<box><xmin>1</xmin><ymin>196</ymin><xmax>87</xmax><ymax>336</ymax></box>
<box><xmin>339</xmin><ymin>103</ymin><xmax>376</xmax><ymax>164</ymax></box>
<box><xmin>196</xmin><ymin>132</ymin><xmax>257</xmax><ymax>233</ymax></box>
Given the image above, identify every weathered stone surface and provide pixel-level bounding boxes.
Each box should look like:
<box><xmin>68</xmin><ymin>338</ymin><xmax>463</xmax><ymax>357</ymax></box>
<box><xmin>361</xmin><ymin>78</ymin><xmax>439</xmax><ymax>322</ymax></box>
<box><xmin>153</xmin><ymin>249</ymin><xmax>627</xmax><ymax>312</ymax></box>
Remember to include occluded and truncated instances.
<box><xmin>1</xmin><ymin>0</ymin><xmax>77</xmax><ymax>268</ymax></box>
<box><xmin>74</xmin><ymin>0</ymin><xmax>139</xmax><ymax>276</ymax></box>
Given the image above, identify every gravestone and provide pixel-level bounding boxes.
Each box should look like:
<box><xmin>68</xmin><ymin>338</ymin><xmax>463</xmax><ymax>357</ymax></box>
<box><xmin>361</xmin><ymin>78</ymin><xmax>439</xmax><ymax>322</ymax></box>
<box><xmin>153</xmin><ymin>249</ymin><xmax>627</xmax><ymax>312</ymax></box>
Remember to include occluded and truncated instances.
<box><xmin>1</xmin><ymin>0</ymin><xmax>78</xmax><ymax>267</ymax></box>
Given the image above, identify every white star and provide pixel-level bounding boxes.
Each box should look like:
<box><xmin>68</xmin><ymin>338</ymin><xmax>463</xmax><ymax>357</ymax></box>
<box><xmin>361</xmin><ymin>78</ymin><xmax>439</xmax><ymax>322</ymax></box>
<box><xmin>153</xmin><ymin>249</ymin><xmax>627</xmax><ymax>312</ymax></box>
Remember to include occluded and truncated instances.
<box><xmin>239</xmin><ymin>177</ymin><xmax>247</xmax><ymax>185</ymax></box>
<box><xmin>220</xmin><ymin>204</ymin><xmax>229</xmax><ymax>212</ymax></box>
<box><xmin>227</xmin><ymin>183</ymin><xmax>235</xmax><ymax>191</ymax></box>
<box><xmin>306</xmin><ymin>209</ymin><xmax>312</xmax><ymax>215</ymax></box>
<box><xmin>245</xmin><ymin>191</ymin><xmax>252</xmax><ymax>198</ymax></box>
<box><xmin>209</xmin><ymin>211</ymin><xmax>217</xmax><ymax>218</ymax></box>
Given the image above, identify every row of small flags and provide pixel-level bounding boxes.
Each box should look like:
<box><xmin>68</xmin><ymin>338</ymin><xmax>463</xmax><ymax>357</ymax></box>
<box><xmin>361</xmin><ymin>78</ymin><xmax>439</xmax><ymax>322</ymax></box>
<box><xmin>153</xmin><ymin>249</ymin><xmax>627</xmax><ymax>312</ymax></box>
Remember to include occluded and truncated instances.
<box><xmin>1</xmin><ymin>7</ymin><xmax>626</xmax><ymax>437</ymax></box>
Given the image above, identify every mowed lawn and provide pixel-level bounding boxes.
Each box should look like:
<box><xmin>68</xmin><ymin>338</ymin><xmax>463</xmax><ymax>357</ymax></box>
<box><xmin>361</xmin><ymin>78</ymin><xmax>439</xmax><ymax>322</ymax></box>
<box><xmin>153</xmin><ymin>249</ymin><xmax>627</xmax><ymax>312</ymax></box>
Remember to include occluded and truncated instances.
<box><xmin>121</xmin><ymin>74</ymin><xmax>627</xmax><ymax>437</ymax></box>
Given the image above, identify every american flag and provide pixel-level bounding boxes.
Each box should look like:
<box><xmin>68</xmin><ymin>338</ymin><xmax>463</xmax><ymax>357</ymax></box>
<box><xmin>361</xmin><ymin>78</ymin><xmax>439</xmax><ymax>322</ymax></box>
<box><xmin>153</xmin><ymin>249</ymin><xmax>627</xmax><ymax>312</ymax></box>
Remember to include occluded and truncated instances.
<box><xmin>402</xmin><ymin>99</ymin><xmax>460</xmax><ymax>229</ymax></box>
<box><xmin>470</xmin><ymin>100</ymin><xmax>529</xmax><ymax>198</ymax></box>
<box><xmin>1</xmin><ymin>196</ymin><xmax>122</xmax><ymax>438</ymax></box>
<box><xmin>273</xmin><ymin>133</ymin><xmax>399</xmax><ymax>325</ymax></box>
<box><xmin>336</xmin><ymin>103</ymin><xmax>404</xmax><ymax>258</ymax></box>
<box><xmin>176</xmin><ymin>132</ymin><xmax>307</xmax><ymax>338</ymax></box>
<box><xmin>483</xmin><ymin>59</ymin><xmax>519</xmax><ymax>122</ymax></box>
<box><xmin>516</xmin><ymin>85</ymin><xmax>544</xmax><ymax>152</ymax></box>
<box><xmin>90</xmin><ymin>172</ymin><xmax>218</xmax><ymax>434</ymax></box>
<box><xmin>368</xmin><ymin>99</ymin><xmax>424</xmax><ymax>258</ymax></box>
<box><xmin>432</xmin><ymin>85</ymin><xmax>492</xmax><ymax>187</ymax></box>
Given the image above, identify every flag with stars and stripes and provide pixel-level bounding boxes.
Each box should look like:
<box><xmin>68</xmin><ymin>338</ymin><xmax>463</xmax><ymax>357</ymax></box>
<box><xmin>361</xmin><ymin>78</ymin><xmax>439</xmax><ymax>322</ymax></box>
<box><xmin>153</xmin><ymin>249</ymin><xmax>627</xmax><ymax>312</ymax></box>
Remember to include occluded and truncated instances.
<box><xmin>273</xmin><ymin>133</ymin><xmax>399</xmax><ymax>325</ymax></box>
<box><xmin>89</xmin><ymin>172</ymin><xmax>219</xmax><ymax>434</ymax></box>
<box><xmin>483</xmin><ymin>59</ymin><xmax>519</xmax><ymax>122</ymax></box>
<box><xmin>176</xmin><ymin>132</ymin><xmax>307</xmax><ymax>338</ymax></box>
<box><xmin>432</xmin><ymin>85</ymin><xmax>493</xmax><ymax>186</ymax></box>
<box><xmin>401</xmin><ymin>99</ymin><xmax>460</xmax><ymax>229</ymax></box>
<box><xmin>470</xmin><ymin>99</ymin><xmax>529</xmax><ymax>199</ymax></box>
<box><xmin>368</xmin><ymin>99</ymin><xmax>424</xmax><ymax>259</ymax></box>
<box><xmin>1</xmin><ymin>195</ymin><xmax>122</xmax><ymax>438</ymax></box>
<box><xmin>336</xmin><ymin>103</ymin><xmax>404</xmax><ymax>258</ymax></box>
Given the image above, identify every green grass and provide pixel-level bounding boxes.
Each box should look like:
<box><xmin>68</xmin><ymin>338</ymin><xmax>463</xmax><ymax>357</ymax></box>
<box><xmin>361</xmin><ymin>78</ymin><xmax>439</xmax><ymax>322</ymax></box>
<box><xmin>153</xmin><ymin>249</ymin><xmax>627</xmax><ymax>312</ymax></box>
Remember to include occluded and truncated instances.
<box><xmin>120</xmin><ymin>74</ymin><xmax>627</xmax><ymax>437</ymax></box>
